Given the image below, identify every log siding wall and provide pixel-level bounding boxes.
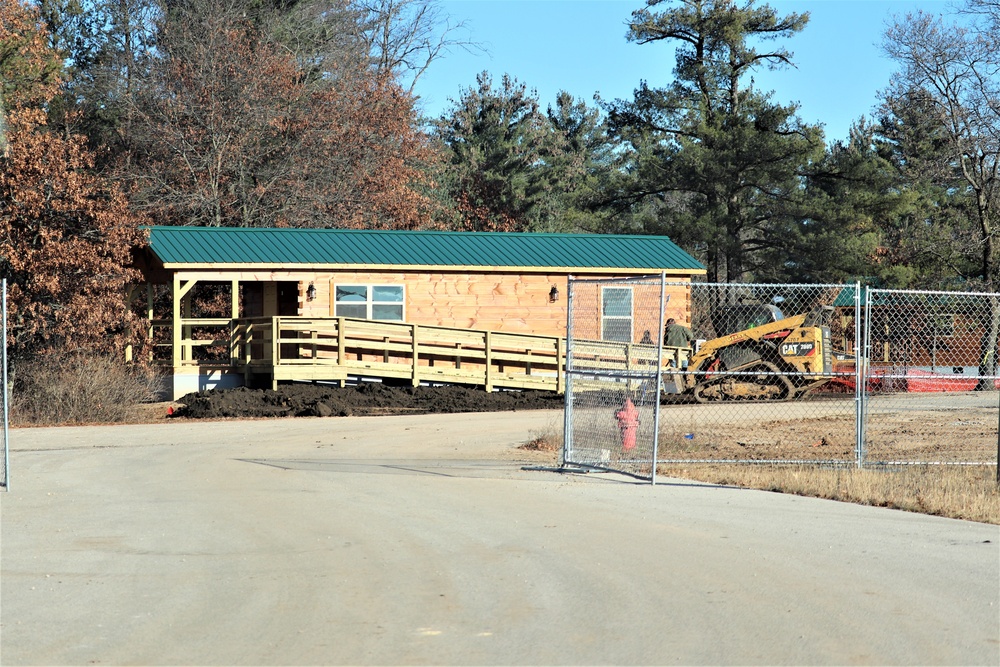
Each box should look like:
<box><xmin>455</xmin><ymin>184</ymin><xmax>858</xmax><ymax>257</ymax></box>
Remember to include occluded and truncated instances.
<box><xmin>167</xmin><ymin>269</ymin><xmax>693</xmax><ymax>343</ymax></box>
<box><xmin>295</xmin><ymin>271</ymin><xmax>692</xmax><ymax>342</ymax></box>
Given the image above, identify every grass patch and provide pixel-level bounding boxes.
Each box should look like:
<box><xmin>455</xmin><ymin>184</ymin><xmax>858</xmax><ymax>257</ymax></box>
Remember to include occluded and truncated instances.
<box><xmin>519</xmin><ymin>423</ymin><xmax>563</xmax><ymax>452</ymax></box>
<box><xmin>658</xmin><ymin>463</ymin><xmax>1000</xmax><ymax>524</ymax></box>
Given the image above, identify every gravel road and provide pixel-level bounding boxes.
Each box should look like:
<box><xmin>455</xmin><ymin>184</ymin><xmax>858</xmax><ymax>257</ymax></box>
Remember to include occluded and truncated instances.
<box><xmin>2</xmin><ymin>411</ymin><xmax>998</xmax><ymax>665</ymax></box>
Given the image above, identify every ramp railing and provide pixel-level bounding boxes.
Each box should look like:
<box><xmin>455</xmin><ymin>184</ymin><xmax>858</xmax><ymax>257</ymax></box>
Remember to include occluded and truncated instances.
<box><xmin>232</xmin><ymin>316</ymin><xmax>566</xmax><ymax>392</ymax></box>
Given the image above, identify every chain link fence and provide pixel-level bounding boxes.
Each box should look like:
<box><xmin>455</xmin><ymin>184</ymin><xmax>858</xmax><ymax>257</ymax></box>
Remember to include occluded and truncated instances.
<box><xmin>563</xmin><ymin>280</ymin><xmax>999</xmax><ymax>481</ymax></box>
<box><xmin>659</xmin><ymin>282</ymin><xmax>860</xmax><ymax>466</ymax></box>
<box><xmin>862</xmin><ymin>289</ymin><xmax>1000</xmax><ymax>465</ymax></box>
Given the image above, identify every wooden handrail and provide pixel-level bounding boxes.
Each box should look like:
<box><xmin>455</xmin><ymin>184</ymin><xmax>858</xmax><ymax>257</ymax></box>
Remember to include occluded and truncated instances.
<box><xmin>170</xmin><ymin>316</ymin><xmax>690</xmax><ymax>392</ymax></box>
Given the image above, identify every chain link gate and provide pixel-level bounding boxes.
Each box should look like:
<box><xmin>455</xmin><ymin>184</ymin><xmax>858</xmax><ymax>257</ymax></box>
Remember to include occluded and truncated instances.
<box><xmin>861</xmin><ymin>288</ymin><xmax>1000</xmax><ymax>466</ymax></box>
<box><xmin>563</xmin><ymin>274</ymin><xmax>667</xmax><ymax>481</ymax></box>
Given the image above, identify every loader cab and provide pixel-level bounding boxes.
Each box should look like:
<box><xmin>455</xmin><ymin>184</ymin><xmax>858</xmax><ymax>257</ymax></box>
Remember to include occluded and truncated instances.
<box><xmin>711</xmin><ymin>304</ymin><xmax>784</xmax><ymax>337</ymax></box>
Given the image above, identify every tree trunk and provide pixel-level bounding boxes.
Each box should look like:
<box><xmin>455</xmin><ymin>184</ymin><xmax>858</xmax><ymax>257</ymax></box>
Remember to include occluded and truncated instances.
<box><xmin>977</xmin><ymin>295</ymin><xmax>1000</xmax><ymax>391</ymax></box>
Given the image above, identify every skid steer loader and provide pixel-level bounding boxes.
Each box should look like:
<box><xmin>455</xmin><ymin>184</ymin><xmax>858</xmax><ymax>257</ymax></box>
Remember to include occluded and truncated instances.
<box><xmin>670</xmin><ymin>304</ymin><xmax>835</xmax><ymax>402</ymax></box>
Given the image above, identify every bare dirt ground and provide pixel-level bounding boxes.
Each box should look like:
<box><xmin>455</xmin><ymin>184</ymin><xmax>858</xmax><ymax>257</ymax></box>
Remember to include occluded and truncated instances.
<box><xmin>170</xmin><ymin>385</ymin><xmax>999</xmax><ymax>464</ymax></box>
<box><xmin>173</xmin><ymin>383</ymin><xmax>564</xmax><ymax>419</ymax></box>
<box><xmin>659</xmin><ymin>392</ymin><xmax>999</xmax><ymax>463</ymax></box>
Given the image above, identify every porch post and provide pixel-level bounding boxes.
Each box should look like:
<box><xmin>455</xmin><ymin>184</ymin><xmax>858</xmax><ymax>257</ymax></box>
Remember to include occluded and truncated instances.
<box><xmin>171</xmin><ymin>275</ymin><xmax>182</xmax><ymax>399</ymax></box>
<box><xmin>171</xmin><ymin>274</ymin><xmax>182</xmax><ymax>368</ymax></box>
<box><xmin>230</xmin><ymin>280</ymin><xmax>239</xmax><ymax>366</ymax></box>
<box><xmin>146</xmin><ymin>283</ymin><xmax>154</xmax><ymax>362</ymax></box>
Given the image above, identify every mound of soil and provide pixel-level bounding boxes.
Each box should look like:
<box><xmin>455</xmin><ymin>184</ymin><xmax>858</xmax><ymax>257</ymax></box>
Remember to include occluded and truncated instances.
<box><xmin>174</xmin><ymin>383</ymin><xmax>565</xmax><ymax>420</ymax></box>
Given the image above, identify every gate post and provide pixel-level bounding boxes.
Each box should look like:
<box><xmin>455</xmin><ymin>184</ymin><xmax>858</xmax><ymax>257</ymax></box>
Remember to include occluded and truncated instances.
<box><xmin>562</xmin><ymin>275</ymin><xmax>574</xmax><ymax>466</ymax></box>
<box><xmin>857</xmin><ymin>284</ymin><xmax>872</xmax><ymax>469</ymax></box>
<box><xmin>651</xmin><ymin>272</ymin><xmax>667</xmax><ymax>485</ymax></box>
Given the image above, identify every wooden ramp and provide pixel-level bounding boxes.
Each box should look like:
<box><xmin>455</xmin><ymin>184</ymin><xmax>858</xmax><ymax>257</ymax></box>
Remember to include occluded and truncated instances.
<box><xmin>232</xmin><ymin>317</ymin><xmax>565</xmax><ymax>392</ymax></box>
<box><xmin>227</xmin><ymin>317</ymin><xmax>691</xmax><ymax>393</ymax></box>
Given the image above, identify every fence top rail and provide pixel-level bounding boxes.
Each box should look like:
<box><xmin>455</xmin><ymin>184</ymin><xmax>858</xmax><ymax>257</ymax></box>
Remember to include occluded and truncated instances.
<box><xmin>868</xmin><ymin>287</ymin><xmax>1000</xmax><ymax>298</ymax></box>
<box><xmin>685</xmin><ymin>281</ymin><xmax>855</xmax><ymax>289</ymax></box>
<box><xmin>568</xmin><ymin>273</ymin><xmax>664</xmax><ymax>285</ymax></box>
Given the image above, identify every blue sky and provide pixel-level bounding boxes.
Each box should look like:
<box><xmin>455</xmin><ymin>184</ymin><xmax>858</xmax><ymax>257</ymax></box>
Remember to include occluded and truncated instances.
<box><xmin>412</xmin><ymin>0</ymin><xmax>951</xmax><ymax>143</ymax></box>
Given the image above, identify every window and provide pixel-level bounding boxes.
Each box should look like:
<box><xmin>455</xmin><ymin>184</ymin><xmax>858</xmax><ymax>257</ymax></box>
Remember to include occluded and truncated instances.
<box><xmin>928</xmin><ymin>314</ymin><xmax>956</xmax><ymax>337</ymax></box>
<box><xmin>334</xmin><ymin>285</ymin><xmax>404</xmax><ymax>321</ymax></box>
<box><xmin>601</xmin><ymin>287</ymin><xmax>632</xmax><ymax>342</ymax></box>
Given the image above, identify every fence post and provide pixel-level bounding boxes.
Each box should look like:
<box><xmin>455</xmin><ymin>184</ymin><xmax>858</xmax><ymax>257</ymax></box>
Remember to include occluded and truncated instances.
<box><xmin>562</xmin><ymin>275</ymin><xmax>574</xmax><ymax>465</ymax></box>
<box><xmin>854</xmin><ymin>281</ymin><xmax>863</xmax><ymax>469</ymax></box>
<box><xmin>651</xmin><ymin>271</ymin><xmax>667</xmax><ymax>485</ymax></box>
<box><xmin>2</xmin><ymin>278</ymin><xmax>8</xmax><ymax>491</ymax></box>
<box><xmin>859</xmin><ymin>284</ymin><xmax>873</xmax><ymax>469</ymax></box>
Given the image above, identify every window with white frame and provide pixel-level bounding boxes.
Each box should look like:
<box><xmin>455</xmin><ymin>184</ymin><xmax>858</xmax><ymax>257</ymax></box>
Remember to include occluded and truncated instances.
<box><xmin>334</xmin><ymin>285</ymin><xmax>404</xmax><ymax>321</ymax></box>
<box><xmin>601</xmin><ymin>286</ymin><xmax>632</xmax><ymax>342</ymax></box>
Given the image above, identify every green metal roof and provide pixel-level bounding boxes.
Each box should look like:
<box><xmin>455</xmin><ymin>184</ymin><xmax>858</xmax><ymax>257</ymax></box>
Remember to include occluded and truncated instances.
<box><xmin>833</xmin><ymin>285</ymin><xmax>983</xmax><ymax>308</ymax></box>
<box><xmin>146</xmin><ymin>226</ymin><xmax>705</xmax><ymax>272</ymax></box>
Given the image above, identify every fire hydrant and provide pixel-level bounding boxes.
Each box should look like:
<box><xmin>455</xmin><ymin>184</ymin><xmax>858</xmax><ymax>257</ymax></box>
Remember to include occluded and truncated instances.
<box><xmin>615</xmin><ymin>397</ymin><xmax>640</xmax><ymax>452</ymax></box>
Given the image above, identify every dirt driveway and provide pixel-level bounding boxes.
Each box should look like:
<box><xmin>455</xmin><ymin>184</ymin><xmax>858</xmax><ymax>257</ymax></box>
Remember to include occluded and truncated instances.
<box><xmin>2</xmin><ymin>411</ymin><xmax>998</xmax><ymax>665</ymax></box>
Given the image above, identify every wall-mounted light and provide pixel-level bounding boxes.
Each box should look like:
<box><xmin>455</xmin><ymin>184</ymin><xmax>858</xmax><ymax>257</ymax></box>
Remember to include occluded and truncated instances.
<box><xmin>306</xmin><ymin>283</ymin><xmax>317</xmax><ymax>301</ymax></box>
<box><xmin>549</xmin><ymin>285</ymin><xmax>559</xmax><ymax>303</ymax></box>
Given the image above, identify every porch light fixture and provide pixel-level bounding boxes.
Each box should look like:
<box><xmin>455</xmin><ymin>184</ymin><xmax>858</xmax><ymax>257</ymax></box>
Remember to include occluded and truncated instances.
<box><xmin>306</xmin><ymin>283</ymin><xmax>317</xmax><ymax>301</ymax></box>
<box><xmin>549</xmin><ymin>285</ymin><xmax>559</xmax><ymax>303</ymax></box>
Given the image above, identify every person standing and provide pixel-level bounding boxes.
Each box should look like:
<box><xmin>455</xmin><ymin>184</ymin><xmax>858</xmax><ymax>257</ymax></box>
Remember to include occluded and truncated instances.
<box><xmin>663</xmin><ymin>318</ymin><xmax>693</xmax><ymax>348</ymax></box>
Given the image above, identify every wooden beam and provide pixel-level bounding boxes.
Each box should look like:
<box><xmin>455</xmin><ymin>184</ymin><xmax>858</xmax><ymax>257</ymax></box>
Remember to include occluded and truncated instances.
<box><xmin>557</xmin><ymin>336</ymin><xmax>565</xmax><ymax>394</ymax></box>
<box><xmin>411</xmin><ymin>323</ymin><xmax>420</xmax><ymax>387</ymax></box>
<box><xmin>143</xmin><ymin>283</ymin><xmax>154</xmax><ymax>363</ymax></box>
<box><xmin>176</xmin><ymin>279</ymin><xmax>198</xmax><ymax>301</ymax></box>
<box><xmin>485</xmin><ymin>331</ymin><xmax>493</xmax><ymax>392</ymax></box>
<box><xmin>167</xmin><ymin>315</ymin><xmax>681</xmax><ymax>395</ymax></box>
<box><xmin>171</xmin><ymin>275</ymin><xmax>182</xmax><ymax>368</ymax></box>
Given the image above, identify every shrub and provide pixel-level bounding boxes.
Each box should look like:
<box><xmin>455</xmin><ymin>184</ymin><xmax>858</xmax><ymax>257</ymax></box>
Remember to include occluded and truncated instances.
<box><xmin>10</xmin><ymin>354</ymin><xmax>161</xmax><ymax>425</ymax></box>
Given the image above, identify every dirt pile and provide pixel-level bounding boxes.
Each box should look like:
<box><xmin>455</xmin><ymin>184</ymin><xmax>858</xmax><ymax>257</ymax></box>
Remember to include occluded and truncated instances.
<box><xmin>174</xmin><ymin>383</ymin><xmax>564</xmax><ymax>419</ymax></box>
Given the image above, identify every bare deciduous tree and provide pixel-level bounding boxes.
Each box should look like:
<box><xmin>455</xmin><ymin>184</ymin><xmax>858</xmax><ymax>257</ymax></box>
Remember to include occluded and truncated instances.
<box><xmin>352</xmin><ymin>0</ymin><xmax>482</xmax><ymax>94</ymax></box>
<box><xmin>122</xmin><ymin>1</ymin><xmax>436</xmax><ymax>229</ymax></box>
<box><xmin>882</xmin><ymin>2</ymin><xmax>1000</xmax><ymax>287</ymax></box>
<box><xmin>882</xmin><ymin>0</ymin><xmax>1000</xmax><ymax>384</ymax></box>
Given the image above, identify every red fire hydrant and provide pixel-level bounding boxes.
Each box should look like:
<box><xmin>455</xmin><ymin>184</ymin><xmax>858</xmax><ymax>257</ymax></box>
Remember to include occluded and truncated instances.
<box><xmin>615</xmin><ymin>397</ymin><xmax>640</xmax><ymax>452</ymax></box>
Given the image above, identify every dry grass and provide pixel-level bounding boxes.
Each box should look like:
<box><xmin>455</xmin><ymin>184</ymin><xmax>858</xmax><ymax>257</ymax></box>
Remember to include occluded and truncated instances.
<box><xmin>658</xmin><ymin>464</ymin><xmax>1000</xmax><ymax>525</ymax></box>
<box><xmin>11</xmin><ymin>354</ymin><xmax>162</xmax><ymax>426</ymax></box>
<box><xmin>518</xmin><ymin>430</ymin><xmax>999</xmax><ymax>525</ymax></box>
<box><xmin>518</xmin><ymin>422</ymin><xmax>563</xmax><ymax>453</ymax></box>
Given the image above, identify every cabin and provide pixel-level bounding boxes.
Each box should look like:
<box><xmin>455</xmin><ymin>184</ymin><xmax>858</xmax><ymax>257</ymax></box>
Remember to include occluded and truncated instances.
<box><xmin>133</xmin><ymin>226</ymin><xmax>705</xmax><ymax>399</ymax></box>
<box><xmin>832</xmin><ymin>286</ymin><xmax>991</xmax><ymax>374</ymax></box>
